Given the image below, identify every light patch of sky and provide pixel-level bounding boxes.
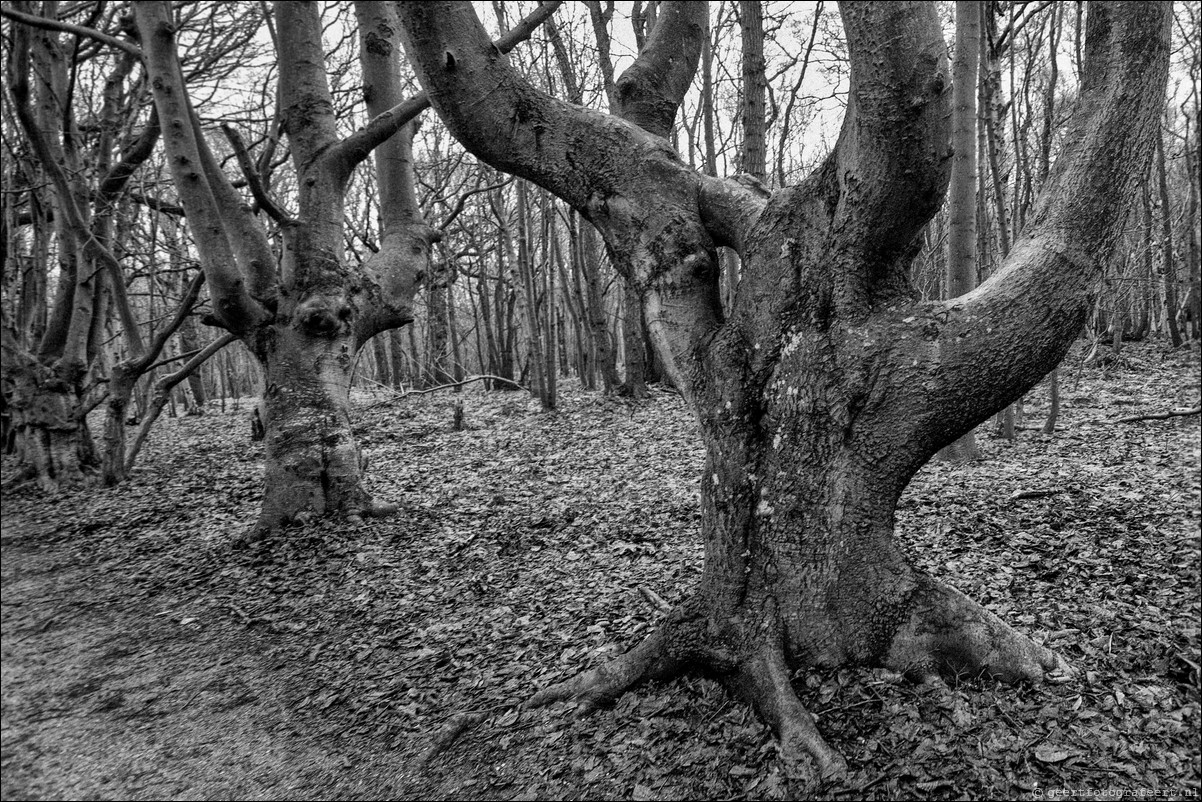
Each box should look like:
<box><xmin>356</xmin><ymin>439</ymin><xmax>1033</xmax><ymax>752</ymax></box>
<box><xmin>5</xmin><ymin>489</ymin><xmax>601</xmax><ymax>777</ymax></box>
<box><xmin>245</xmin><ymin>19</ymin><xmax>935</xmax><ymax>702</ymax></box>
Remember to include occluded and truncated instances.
<box><xmin>187</xmin><ymin>2</ymin><xmax>1196</xmax><ymax>195</ymax></box>
<box><xmin>190</xmin><ymin>2</ymin><xmax>855</xmax><ymax>186</ymax></box>
<box><xmin>468</xmin><ymin>1</ymin><xmax>855</xmax><ymax>183</ymax></box>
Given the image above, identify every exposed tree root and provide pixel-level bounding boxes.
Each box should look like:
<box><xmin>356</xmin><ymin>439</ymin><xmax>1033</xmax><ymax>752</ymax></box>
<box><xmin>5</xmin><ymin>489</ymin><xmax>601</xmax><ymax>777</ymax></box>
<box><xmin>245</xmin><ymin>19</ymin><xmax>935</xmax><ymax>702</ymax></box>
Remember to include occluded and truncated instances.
<box><xmin>434</xmin><ymin>575</ymin><xmax>1072</xmax><ymax>785</ymax></box>
<box><xmin>528</xmin><ymin>619</ymin><xmax>850</xmax><ymax>791</ymax></box>
<box><xmin>244</xmin><ymin>494</ymin><xmax>400</xmax><ymax>540</ymax></box>
<box><xmin>732</xmin><ymin>646</ymin><xmax>848</xmax><ymax>786</ymax></box>
<box><xmin>527</xmin><ymin>630</ymin><xmax>682</xmax><ymax>714</ymax></box>
<box><xmin>887</xmin><ymin>576</ymin><xmax>1074</xmax><ymax>683</ymax></box>
<box><xmin>423</xmin><ymin>631</ymin><xmax>684</xmax><ymax>764</ymax></box>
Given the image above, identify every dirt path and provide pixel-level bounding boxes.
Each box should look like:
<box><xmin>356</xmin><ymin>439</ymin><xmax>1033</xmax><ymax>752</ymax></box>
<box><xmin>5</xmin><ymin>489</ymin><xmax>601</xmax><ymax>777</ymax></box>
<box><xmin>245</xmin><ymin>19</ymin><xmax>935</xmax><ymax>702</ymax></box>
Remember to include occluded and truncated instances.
<box><xmin>0</xmin><ymin>507</ymin><xmax>413</xmax><ymax>801</ymax></box>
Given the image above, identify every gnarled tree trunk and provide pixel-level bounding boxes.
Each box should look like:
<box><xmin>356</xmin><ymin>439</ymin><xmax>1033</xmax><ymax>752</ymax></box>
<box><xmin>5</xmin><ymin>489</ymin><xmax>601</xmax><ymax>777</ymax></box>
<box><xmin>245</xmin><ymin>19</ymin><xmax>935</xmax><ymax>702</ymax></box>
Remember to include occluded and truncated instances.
<box><xmin>399</xmin><ymin>0</ymin><xmax>1170</xmax><ymax>785</ymax></box>
<box><xmin>2</xmin><ymin>352</ymin><xmax>96</xmax><ymax>490</ymax></box>
<box><xmin>251</xmin><ymin>319</ymin><xmax>374</xmax><ymax>526</ymax></box>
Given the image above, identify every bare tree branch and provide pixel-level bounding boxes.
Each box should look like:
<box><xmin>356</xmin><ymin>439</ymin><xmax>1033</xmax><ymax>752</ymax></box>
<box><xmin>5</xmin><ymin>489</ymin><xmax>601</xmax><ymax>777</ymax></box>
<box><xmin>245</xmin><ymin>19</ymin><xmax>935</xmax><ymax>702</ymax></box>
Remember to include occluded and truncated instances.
<box><xmin>0</xmin><ymin>5</ymin><xmax>143</xmax><ymax>59</ymax></box>
<box><xmin>438</xmin><ymin>177</ymin><xmax>513</xmax><ymax>231</ymax></box>
<box><xmin>221</xmin><ymin>123</ymin><xmax>295</xmax><ymax>224</ymax></box>
<box><xmin>134</xmin><ymin>1</ymin><xmax>270</xmax><ymax>334</ymax></box>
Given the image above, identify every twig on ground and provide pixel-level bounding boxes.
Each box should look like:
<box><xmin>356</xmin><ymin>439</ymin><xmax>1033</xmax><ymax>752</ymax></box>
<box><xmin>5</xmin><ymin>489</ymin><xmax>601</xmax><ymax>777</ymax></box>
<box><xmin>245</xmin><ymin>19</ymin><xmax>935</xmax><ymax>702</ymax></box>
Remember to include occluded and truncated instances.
<box><xmin>1115</xmin><ymin>406</ymin><xmax>1200</xmax><ymax>423</ymax></box>
<box><xmin>1008</xmin><ymin>489</ymin><xmax>1060</xmax><ymax>501</ymax></box>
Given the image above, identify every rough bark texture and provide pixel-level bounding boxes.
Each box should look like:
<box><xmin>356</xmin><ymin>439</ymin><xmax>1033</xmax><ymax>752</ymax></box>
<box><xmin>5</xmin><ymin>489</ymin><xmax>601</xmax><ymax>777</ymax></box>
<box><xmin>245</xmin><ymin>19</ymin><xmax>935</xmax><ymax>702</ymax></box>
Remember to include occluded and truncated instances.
<box><xmin>401</xmin><ymin>0</ymin><xmax>1168</xmax><ymax>783</ymax></box>
<box><xmin>739</xmin><ymin>0</ymin><xmax>767</xmax><ymax>181</ymax></box>
<box><xmin>2</xmin><ymin>351</ymin><xmax>96</xmax><ymax>490</ymax></box>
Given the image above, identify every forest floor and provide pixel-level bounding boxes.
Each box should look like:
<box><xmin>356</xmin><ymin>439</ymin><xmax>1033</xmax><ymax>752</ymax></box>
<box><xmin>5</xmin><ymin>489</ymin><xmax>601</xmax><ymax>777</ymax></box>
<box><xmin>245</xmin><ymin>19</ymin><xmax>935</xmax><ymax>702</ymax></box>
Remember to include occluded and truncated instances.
<box><xmin>1</xmin><ymin>340</ymin><xmax>1200</xmax><ymax>801</ymax></box>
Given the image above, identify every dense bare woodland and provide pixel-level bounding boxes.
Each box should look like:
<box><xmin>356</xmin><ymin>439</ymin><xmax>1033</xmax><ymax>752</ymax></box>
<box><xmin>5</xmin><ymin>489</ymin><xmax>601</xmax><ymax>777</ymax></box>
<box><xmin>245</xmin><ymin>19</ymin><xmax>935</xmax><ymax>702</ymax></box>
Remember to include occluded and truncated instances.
<box><xmin>1</xmin><ymin>1</ymin><xmax>1199</xmax><ymax>799</ymax></box>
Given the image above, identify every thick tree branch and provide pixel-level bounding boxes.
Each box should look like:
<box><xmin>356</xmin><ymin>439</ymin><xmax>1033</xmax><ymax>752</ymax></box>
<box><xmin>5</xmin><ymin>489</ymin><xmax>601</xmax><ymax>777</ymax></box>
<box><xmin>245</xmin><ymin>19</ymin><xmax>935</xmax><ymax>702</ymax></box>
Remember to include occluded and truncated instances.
<box><xmin>333</xmin><ymin>1</ymin><xmax>564</xmax><ymax>176</ymax></box>
<box><xmin>184</xmin><ymin>60</ymin><xmax>277</xmax><ymax>307</ymax></box>
<box><xmin>353</xmin><ymin>1</ymin><xmax>422</xmax><ymax>230</ymax></box>
<box><xmin>134</xmin><ymin>1</ymin><xmax>269</xmax><ymax>334</ymax></box>
<box><xmin>493</xmin><ymin>1</ymin><xmax>567</xmax><ymax>53</ymax></box>
<box><xmin>335</xmin><ymin>94</ymin><xmax>432</xmax><ymax>187</ymax></box>
<box><xmin>825</xmin><ymin>2</ymin><xmax>952</xmax><ymax>313</ymax></box>
<box><xmin>398</xmin><ymin>1</ymin><xmax>608</xmax><ymax>209</ymax></box>
<box><xmin>221</xmin><ymin>123</ymin><xmax>294</xmax><ymax>224</ymax></box>
<box><xmin>698</xmin><ymin>173</ymin><xmax>770</xmax><ymax>255</ymax></box>
<box><xmin>899</xmin><ymin>2</ymin><xmax>1172</xmax><ymax>453</ymax></box>
<box><xmin>612</xmin><ymin>1</ymin><xmax>706</xmax><ymax>137</ymax></box>
<box><xmin>702</xmin><ymin>2</ymin><xmax>952</xmax><ymax>402</ymax></box>
<box><xmin>275</xmin><ymin>2</ymin><xmax>339</xmax><ymax>173</ymax></box>
<box><xmin>398</xmin><ymin>1</ymin><xmax>724</xmax><ymax>399</ymax></box>
<box><xmin>349</xmin><ymin>0</ymin><xmax>438</xmax><ymax>349</ymax></box>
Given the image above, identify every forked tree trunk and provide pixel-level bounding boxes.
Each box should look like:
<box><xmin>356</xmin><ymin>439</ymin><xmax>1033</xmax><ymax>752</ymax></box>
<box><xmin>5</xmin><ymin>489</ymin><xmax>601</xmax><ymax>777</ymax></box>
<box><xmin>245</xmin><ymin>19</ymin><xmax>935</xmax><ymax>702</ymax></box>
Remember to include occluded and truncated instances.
<box><xmin>4</xmin><ymin>1</ymin><xmax>153</xmax><ymax>492</ymax></box>
<box><xmin>137</xmin><ymin>0</ymin><xmax>557</xmax><ymax>533</ymax></box>
<box><xmin>399</xmin><ymin>0</ymin><xmax>1170</xmax><ymax>786</ymax></box>
<box><xmin>533</xmin><ymin>319</ymin><xmax>1073</xmax><ymax>783</ymax></box>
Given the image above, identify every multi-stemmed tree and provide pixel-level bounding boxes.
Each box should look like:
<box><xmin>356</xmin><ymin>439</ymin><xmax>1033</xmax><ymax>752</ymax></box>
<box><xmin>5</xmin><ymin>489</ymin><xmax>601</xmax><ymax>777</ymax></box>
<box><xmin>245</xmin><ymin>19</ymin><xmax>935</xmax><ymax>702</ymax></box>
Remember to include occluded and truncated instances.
<box><xmin>397</xmin><ymin>0</ymin><xmax>1170</xmax><ymax>783</ymax></box>
<box><xmin>2</xmin><ymin>1</ymin><xmax>160</xmax><ymax>489</ymax></box>
<box><xmin>134</xmin><ymin>1</ymin><xmax>557</xmax><ymax>532</ymax></box>
<box><xmin>133</xmin><ymin>1</ymin><xmax>440</xmax><ymax>531</ymax></box>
